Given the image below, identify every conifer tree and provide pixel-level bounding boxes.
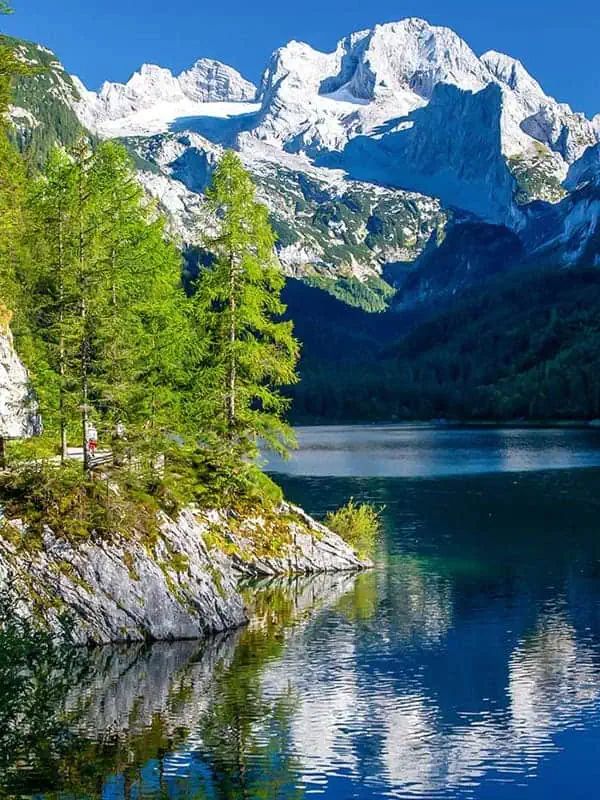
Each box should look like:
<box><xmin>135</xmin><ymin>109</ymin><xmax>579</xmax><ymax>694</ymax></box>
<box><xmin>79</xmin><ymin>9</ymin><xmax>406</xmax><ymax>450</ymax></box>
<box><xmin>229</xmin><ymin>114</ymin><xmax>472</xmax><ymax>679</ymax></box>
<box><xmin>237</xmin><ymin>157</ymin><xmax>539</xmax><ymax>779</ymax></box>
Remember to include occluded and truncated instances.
<box><xmin>25</xmin><ymin>141</ymin><xmax>190</xmax><ymax>474</ymax></box>
<box><xmin>88</xmin><ymin>142</ymin><xmax>190</xmax><ymax>473</ymax></box>
<box><xmin>0</xmin><ymin>6</ymin><xmax>35</xmax><ymax>315</ymax></box>
<box><xmin>194</xmin><ymin>151</ymin><xmax>299</xmax><ymax>461</ymax></box>
<box><xmin>24</xmin><ymin>148</ymin><xmax>79</xmax><ymax>461</ymax></box>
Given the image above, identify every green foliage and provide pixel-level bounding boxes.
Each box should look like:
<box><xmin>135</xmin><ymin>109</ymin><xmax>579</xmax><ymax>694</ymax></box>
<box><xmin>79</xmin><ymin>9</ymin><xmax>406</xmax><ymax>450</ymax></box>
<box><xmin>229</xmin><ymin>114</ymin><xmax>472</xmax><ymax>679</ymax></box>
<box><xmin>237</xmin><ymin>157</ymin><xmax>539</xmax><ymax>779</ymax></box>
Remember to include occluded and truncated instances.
<box><xmin>3</xmin><ymin>35</ymin><xmax>87</xmax><ymax>168</ymax></box>
<box><xmin>508</xmin><ymin>143</ymin><xmax>567</xmax><ymax>205</ymax></box>
<box><xmin>192</xmin><ymin>151</ymin><xmax>300</xmax><ymax>460</ymax></box>
<box><xmin>187</xmin><ymin>445</ymin><xmax>284</xmax><ymax>510</ymax></box>
<box><xmin>20</xmin><ymin>140</ymin><xmax>190</xmax><ymax>474</ymax></box>
<box><xmin>304</xmin><ymin>274</ymin><xmax>395</xmax><ymax>312</ymax></box>
<box><xmin>325</xmin><ymin>499</ymin><xmax>381</xmax><ymax>559</ymax></box>
<box><xmin>0</xmin><ymin>461</ymin><xmax>160</xmax><ymax>542</ymax></box>
<box><xmin>0</xmin><ymin>26</ymin><xmax>39</xmax><ymax>346</ymax></box>
<box><xmin>269</xmin><ymin>212</ymin><xmax>300</xmax><ymax>248</ymax></box>
<box><xmin>0</xmin><ymin>587</ymin><xmax>88</xmax><ymax>795</ymax></box>
<box><xmin>288</xmin><ymin>266</ymin><xmax>600</xmax><ymax>423</ymax></box>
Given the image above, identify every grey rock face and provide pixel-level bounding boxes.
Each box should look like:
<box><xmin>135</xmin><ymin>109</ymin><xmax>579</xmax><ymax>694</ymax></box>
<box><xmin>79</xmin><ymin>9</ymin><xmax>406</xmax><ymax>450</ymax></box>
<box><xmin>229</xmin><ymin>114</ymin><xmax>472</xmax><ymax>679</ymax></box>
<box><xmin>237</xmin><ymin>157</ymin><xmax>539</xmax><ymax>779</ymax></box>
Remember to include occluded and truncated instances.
<box><xmin>0</xmin><ymin>505</ymin><xmax>370</xmax><ymax>645</ymax></box>
<box><xmin>341</xmin><ymin>83</ymin><xmax>521</xmax><ymax>227</ymax></box>
<box><xmin>564</xmin><ymin>143</ymin><xmax>600</xmax><ymax>191</ymax></box>
<box><xmin>178</xmin><ymin>59</ymin><xmax>256</xmax><ymax>103</ymax></box>
<box><xmin>233</xmin><ymin>502</ymin><xmax>372</xmax><ymax>577</ymax></box>
<box><xmin>0</xmin><ymin>326</ymin><xmax>40</xmax><ymax>439</ymax></box>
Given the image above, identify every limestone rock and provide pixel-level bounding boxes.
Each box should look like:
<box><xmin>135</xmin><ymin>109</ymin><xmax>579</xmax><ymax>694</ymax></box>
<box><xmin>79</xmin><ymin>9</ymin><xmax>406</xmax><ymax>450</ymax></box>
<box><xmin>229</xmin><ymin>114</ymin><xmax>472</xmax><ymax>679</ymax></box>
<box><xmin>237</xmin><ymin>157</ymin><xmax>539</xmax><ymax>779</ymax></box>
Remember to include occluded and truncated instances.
<box><xmin>0</xmin><ymin>504</ymin><xmax>370</xmax><ymax>645</ymax></box>
<box><xmin>0</xmin><ymin>326</ymin><xmax>40</xmax><ymax>440</ymax></box>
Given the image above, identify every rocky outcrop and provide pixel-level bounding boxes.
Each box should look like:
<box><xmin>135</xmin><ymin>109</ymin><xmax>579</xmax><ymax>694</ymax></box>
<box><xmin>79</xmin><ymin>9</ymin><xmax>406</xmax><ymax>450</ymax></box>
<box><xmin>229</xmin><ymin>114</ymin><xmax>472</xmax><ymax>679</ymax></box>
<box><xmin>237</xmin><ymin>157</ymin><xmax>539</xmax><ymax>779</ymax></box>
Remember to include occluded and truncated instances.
<box><xmin>340</xmin><ymin>83</ymin><xmax>522</xmax><ymax>227</ymax></box>
<box><xmin>0</xmin><ymin>325</ymin><xmax>40</xmax><ymax>440</ymax></box>
<box><xmin>233</xmin><ymin>502</ymin><xmax>372</xmax><ymax>576</ymax></box>
<box><xmin>0</xmin><ymin>504</ymin><xmax>370</xmax><ymax>645</ymax></box>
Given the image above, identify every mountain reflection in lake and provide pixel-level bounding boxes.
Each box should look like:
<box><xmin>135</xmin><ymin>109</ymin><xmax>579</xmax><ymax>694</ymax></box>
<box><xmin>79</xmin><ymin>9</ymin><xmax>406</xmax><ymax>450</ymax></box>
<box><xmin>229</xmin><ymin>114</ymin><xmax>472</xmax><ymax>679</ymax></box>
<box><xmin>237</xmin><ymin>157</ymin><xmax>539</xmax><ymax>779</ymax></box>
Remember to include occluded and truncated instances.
<box><xmin>4</xmin><ymin>427</ymin><xmax>600</xmax><ymax>799</ymax></box>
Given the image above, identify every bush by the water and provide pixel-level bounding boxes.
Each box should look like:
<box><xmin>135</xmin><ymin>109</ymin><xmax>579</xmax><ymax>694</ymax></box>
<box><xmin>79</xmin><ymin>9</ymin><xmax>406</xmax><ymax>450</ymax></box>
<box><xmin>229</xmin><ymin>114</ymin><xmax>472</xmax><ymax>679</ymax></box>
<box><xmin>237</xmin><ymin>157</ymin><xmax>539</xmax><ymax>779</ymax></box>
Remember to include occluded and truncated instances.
<box><xmin>325</xmin><ymin>499</ymin><xmax>381</xmax><ymax>559</ymax></box>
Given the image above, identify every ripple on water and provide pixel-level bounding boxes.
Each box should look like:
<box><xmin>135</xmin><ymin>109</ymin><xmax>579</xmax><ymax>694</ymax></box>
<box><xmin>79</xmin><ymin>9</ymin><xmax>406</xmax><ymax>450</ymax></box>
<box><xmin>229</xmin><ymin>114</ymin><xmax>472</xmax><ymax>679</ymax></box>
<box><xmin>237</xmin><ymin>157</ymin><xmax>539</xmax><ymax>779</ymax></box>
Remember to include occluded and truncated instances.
<box><xmin>5</xmin><ymin>438</ymin><xmax>600</xmax><ymax>799</ymax></box>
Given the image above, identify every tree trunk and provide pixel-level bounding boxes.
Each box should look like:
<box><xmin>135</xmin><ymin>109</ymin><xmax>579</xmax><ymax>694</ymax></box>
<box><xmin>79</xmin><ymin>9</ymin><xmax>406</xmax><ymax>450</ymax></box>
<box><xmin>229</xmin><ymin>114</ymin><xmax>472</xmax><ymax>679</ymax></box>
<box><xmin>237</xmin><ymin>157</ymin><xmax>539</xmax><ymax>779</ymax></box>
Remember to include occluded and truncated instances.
<box><xmin>228</xmin><ymin>251</ymin><xmax>236</xmax><ymax>442</ymax></box>
<box><xmin>0</xmin><ymin>437</ymin><xmax>6</xmax><ymax>471</ymax></box>
<box><xmin>59</xmin><ymin>325</ymin><xmax>68</xmax><ymax>463</ymax></box>
<box><xmin>81</xmin><ymin>314</ymin><xmax>90</xmax><ymax>473</ymax></box>
<box><xmin>58</xmin><ymin>206</ymin><xmax>68</xmax><ymax>463</ymax></box>
<box><xmin>78</xmin><ymin>160</ymin><xmax>90</xmax><ymax>474</ymax></box>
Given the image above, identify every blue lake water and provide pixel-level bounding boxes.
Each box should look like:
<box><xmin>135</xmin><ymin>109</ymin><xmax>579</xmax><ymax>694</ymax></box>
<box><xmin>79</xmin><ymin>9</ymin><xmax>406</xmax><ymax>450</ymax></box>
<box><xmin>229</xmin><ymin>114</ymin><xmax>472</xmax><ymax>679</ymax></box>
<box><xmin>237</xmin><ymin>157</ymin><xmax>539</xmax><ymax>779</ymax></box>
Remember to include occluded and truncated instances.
<box><xmin>6</xmin><ymin>426</ymin><xmax>600</xmax><ymax>799</ymax></box>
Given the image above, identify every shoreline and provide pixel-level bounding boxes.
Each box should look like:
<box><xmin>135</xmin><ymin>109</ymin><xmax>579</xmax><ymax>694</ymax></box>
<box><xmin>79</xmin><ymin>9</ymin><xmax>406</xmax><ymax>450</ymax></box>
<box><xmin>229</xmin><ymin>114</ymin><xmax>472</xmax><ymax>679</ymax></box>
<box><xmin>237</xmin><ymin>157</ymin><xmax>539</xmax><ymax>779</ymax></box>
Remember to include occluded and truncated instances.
<box><xmin>288</xmin><ymin>419</ymin><xmax>600</xmax><ymax>430</ymax></box>
<box><xmin>0</xmin><ymin>502</ymin><xmax>371</xmax><ymax>646</ymax></box>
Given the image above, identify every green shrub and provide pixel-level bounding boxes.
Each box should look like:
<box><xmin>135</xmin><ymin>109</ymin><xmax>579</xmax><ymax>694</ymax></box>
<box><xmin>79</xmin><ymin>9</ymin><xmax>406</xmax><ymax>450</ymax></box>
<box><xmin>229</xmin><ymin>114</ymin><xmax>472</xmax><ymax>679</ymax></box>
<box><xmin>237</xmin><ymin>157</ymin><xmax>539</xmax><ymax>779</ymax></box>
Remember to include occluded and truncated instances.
<box><xmin>324</xmin><ymin>499</ymin><xmax>381</xmax><ymax>559</ymax></box>
<box><xmin>0</xmin><ymin>461</ymin><xmax>159</xmax><ymax>544</ymax></box>
<box><xmin>188</xmin><ymin>446</ymin><xmax>283</xmax><ymax>511</ymax></box>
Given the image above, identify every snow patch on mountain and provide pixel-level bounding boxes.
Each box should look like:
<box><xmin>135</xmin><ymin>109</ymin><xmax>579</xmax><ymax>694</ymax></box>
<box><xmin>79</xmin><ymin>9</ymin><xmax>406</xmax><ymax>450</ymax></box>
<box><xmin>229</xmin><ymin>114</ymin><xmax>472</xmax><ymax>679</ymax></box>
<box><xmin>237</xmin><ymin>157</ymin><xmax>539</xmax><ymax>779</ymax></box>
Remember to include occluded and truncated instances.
<box><xmin>74</xmin><ymin>61</ymin><xmax>257</xmax><ymax>137</ymax></box>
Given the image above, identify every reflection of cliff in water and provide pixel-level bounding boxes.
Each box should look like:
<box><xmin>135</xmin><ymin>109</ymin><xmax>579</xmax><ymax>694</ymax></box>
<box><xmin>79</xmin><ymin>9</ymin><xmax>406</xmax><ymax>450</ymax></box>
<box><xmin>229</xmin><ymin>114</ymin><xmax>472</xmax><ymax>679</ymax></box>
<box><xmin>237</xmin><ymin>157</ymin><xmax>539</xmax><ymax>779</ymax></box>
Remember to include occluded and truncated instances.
<box><xmin>2</xmin><ymin>571</ymin><xmax>358</xmax><ymax>799</ymax></box>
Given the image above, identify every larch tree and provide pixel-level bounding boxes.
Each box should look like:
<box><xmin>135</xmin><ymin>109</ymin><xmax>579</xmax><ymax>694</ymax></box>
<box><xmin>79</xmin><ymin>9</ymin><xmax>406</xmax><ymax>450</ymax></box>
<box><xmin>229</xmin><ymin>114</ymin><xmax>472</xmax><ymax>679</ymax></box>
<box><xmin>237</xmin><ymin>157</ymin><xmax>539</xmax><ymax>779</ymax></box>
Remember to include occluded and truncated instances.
<box><xmin>25</xmin><ymin>148</ymin><xmax>79</xmax><ymax>461</ymax></box>
<box><xmin>0</xmin><ymin>10</ymin><xmax>43</xmax><ymax>466</ymax></box>
<box><xmin>88</xmin><ymin>141</ymin><xmax>190</xmax><ymax>474</ymax></box>
<box><xmin>25</xmin><ymin>140</ymin><xmax>191</xmax><ymax>474</ymax></box>
<box><xmin>194</xmin><ymin>151</ymin><xmax>299</xmax><ymax>463</ymax></box>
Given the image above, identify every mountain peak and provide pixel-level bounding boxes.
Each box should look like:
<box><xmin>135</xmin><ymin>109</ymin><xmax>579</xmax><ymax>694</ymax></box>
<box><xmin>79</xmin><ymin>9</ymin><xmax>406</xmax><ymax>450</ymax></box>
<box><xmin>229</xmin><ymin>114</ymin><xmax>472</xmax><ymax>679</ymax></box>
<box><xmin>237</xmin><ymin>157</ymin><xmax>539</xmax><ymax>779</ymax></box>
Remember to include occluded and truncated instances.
<box><xmin>178</xmin><ymin>59</ymin><xmax>256</xmax><ymax>103</ymax></box>
<box><xmin>481</xmin><ymin>50</ymin><xmax>548</xmax><ymax>107</ymax></box>
<box><xmin>75</xmin><ymin>56</ymin><xmax>257</xmax><ymax>135</ymax></box>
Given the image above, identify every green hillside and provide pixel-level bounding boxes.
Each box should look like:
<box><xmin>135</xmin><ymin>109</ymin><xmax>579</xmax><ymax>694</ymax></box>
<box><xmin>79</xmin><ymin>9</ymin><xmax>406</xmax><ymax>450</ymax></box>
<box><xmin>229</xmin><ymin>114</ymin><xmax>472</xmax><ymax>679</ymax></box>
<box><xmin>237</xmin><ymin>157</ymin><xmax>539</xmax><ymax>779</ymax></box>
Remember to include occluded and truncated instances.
<box><xmin>6</xmin><ymin>36</ymin><xmax>86</xmax><ymax>166</ymax></box>
<box><xmin>286</xmin><ymin>267</ymin><xmax>600</xmax><ymax>422</ymax></box>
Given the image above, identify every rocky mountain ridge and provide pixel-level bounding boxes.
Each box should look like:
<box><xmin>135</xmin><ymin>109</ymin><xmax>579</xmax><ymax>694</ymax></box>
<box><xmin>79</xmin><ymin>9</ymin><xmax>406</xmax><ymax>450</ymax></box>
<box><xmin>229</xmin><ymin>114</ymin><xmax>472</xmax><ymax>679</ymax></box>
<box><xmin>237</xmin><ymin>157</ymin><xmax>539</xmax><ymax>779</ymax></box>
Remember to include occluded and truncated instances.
<box><xmin>8</xmin><ymin>17</ymin><xmax>600</xmax><ymax>309</ymax></box>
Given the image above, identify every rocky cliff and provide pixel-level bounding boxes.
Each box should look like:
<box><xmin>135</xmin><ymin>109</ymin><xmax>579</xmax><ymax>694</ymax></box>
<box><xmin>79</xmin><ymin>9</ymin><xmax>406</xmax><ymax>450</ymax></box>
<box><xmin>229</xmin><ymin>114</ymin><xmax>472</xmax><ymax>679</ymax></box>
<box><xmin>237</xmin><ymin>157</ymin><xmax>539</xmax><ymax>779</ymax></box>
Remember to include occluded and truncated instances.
<box><xmin>0</xmin><ymin>325</ymin><xmax>40</xmax><ymax>440</ymax></box>
<box><xmin>0</xmin><ymin>502</ymin><xmax>370</xmax><ymax>645</ymax></box>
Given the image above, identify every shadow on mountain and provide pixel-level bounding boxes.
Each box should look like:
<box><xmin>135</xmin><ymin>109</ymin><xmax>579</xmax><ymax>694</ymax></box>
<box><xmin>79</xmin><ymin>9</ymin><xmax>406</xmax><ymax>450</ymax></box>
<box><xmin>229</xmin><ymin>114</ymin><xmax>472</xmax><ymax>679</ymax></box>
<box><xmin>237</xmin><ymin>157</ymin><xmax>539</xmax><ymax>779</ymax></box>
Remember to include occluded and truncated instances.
<box><xmin>169</xmin><ymin>110</ymin><xmax>260</xmax><ymax>146</ymax></box>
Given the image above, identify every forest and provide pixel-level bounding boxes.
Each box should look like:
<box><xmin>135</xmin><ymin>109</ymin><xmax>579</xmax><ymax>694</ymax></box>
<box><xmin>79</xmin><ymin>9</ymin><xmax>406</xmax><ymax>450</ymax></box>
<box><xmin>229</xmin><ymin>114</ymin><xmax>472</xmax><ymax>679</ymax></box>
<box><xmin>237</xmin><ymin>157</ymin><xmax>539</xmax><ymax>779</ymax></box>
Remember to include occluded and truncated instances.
<box><xmin>286</xmin><ymin>267</ymin><xmax>600</xmax><ymax>423</ymax></box>
<box><xmin>0</xmin><ymin>18</ymin><xmax>299</xmax><ymax>535</ymax></box>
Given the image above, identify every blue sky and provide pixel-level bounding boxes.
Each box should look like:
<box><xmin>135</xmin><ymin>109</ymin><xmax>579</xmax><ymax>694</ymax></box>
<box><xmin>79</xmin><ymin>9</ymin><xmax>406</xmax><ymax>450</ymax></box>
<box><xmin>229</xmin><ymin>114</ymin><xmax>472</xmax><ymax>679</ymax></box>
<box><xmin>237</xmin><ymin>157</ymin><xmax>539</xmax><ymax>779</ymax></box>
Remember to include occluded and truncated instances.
<box><xmin>3</xmin><ymin>0</ymin><xmax>599</xmax><ymax>117</ymax></box>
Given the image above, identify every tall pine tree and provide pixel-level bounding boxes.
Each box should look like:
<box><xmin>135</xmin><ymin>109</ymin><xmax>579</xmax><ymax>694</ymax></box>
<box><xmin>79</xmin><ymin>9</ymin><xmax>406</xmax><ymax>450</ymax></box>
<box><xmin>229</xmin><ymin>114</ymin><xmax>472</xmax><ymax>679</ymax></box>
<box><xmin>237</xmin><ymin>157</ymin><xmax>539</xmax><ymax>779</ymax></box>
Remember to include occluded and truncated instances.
<box><xmin>25</xmin><ymin>140</ymin><xmax>190</xmax><ymax>472</ymax></box>
<box><xmin>194</xmin><ymin>151</ymin><xmax>299</xmax><ymax>461</ymax></box>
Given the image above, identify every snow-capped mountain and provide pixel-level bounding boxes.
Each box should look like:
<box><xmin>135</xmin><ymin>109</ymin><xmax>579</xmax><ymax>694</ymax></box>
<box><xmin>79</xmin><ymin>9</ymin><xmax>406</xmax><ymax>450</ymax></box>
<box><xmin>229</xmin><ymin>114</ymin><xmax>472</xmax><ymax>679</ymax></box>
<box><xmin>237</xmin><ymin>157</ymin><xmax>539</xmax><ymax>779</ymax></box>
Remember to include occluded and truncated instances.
<box><xmin>74</xmin><ymin>60</ymin><xmax>258</xmax><ymax>138</ymax></box>
<box><xmin>251</xmin><ymin>18</ymin><xmax>597</xmax><ymax>169</ymax></box>
<box><xmin>10</xmin><ymin>17</ymin><xmax>600</xmax><ymax>309</ymax></box>
<box><xmin>70</xmin><ymin>18</ymin><xmax>600</xmax><ymax>225</ymax></box>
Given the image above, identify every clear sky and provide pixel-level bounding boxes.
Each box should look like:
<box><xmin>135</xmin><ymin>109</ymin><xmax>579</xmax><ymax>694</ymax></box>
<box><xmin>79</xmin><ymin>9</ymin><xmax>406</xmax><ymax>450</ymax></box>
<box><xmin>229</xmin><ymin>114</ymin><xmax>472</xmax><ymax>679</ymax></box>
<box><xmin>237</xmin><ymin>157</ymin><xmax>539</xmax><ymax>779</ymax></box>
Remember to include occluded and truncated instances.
<box><xmin>2</xmin><ymin>0</ymin><xmax>599</xmax><ymax>117</ymax></box>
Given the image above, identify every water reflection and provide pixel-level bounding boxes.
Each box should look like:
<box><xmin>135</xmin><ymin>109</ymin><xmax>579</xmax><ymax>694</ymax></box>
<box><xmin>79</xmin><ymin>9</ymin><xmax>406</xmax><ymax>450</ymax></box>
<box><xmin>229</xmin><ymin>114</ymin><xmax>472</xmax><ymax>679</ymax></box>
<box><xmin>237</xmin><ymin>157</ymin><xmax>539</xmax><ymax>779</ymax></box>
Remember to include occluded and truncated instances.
<box><xmin>266</xmin><ymin>425</ymin><xmax>600</xmax><ymax>477</ymax></box>
<box><xmin>4</xmin><ymin>459</ymin><xmax>600</xmax><ymax>798</ymax></box>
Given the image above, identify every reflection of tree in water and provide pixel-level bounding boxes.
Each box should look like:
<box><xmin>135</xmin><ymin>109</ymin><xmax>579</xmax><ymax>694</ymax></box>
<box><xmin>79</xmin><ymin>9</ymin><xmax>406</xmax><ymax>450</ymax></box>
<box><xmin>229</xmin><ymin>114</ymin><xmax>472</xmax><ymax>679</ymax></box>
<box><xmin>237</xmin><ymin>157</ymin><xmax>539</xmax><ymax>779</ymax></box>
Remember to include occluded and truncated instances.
<box><xmin>335</xmin><ymin>569</ymin><xmax>379</xmax><ymax>622</ymax></box>
<box><xmin>196</xmin><ymin>626</ymin><xmax>304</xmax><ymax>800</ymax></box>
<box><xmin>191</xmin><ymin>581</ymin><xmax>315</xmax><ymax>799</ymax></box>
<box><xmin>0</xmin><ymin>590</ymin><xmax>89</xmax><ymax>796</ymax></box>
<box><xmin>0</xmin><ymin>575</ymin><xmax>355</xmax><ymax>799</ymax></box>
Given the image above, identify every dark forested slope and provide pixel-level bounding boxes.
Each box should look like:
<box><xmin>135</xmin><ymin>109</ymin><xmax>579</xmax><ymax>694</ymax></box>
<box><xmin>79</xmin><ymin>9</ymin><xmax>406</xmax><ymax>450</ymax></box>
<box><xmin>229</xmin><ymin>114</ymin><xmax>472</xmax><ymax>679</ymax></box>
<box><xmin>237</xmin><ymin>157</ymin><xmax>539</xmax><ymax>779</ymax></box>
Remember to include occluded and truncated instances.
<box><xmin>286</xmin><ymin>268</ymin><xmax>600</xmax><ymax>422</ymax></box>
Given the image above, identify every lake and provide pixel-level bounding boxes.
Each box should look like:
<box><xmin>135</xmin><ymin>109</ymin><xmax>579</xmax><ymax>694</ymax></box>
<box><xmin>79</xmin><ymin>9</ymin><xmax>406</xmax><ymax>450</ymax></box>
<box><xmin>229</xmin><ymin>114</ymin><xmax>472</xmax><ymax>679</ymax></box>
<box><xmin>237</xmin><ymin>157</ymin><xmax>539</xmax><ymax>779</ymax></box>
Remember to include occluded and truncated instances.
<box><xmin>5</xmin><ymin>425</ymin><xmax>600</xmax><ymax>799</ymax></box>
